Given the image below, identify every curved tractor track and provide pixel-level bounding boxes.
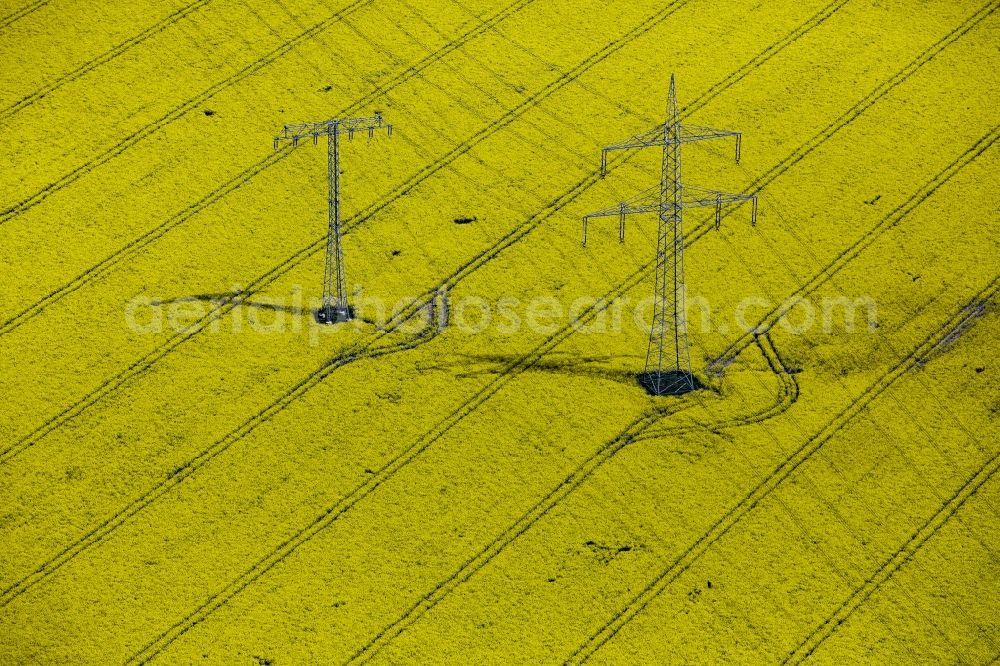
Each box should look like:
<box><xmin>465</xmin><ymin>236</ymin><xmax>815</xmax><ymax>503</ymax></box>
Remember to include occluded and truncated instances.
<box><xmin>566</xmin><ymin>276</ymin><xmax>1000</xmax><ymax>664</ymax></box>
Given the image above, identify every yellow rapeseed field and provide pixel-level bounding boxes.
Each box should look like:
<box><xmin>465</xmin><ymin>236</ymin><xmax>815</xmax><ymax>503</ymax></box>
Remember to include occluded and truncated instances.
<box><xmin>0</xmin><ymin>0</ymin><xmax>997</xmax><ymax>662</ymax></box>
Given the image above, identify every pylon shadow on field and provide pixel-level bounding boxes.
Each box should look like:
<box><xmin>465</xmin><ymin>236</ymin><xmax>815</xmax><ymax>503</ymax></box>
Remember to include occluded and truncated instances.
<box><xmin>150</xmin><ymin>293</ymin><xmax>384</xmax><ymax>327</ymax></box>
<box><xmin>437</xmin><ymin>351</ymin><xmax>656</xmax><ymax>385</ymax></box>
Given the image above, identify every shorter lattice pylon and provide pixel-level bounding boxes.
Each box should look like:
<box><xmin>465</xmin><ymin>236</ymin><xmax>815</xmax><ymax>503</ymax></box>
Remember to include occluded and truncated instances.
<box><xmin>274</xmin><ymin>112</ymin><xmax>392</xmax><ymax>324</ymax></box>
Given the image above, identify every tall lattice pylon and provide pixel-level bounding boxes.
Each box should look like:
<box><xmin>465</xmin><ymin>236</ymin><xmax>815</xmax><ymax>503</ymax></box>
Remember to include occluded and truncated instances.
<box><xmin>274</xmin><ymin>112</ymin><xmax>392</xmax><ymax>324</ymax></box>
<box><xmin>583</xmin><ymin>75</ymin><xmax>757</xmax><ymax>396</ymax></box>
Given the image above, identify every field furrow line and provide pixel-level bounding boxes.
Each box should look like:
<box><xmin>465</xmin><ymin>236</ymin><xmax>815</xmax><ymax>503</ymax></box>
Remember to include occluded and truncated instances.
<box><xmin>0</xmin><ymin>0</ymin><xmax>215</xmax><ymax>124</ymax></box>
<box><xmin>711</xmin><ymin>0</ymin><xmax>1000</xmax><ymax>365</ymax></box>
<box><xmin>0</xmin><ymin>0</ymin><xmax>46</xmax><ymax>31</ymax></box>
<box><xmin>682</xmin><ymin>0</ymin><xmax>849</xmax><ymax>118</ymax></box>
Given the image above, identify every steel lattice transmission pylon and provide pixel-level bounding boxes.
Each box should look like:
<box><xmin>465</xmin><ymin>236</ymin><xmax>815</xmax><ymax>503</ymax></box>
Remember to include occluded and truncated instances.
<box><xmin>274</xmin><ymin>112</ymin><xmax>392</xmax><ymax>324</ymax></box>
<box><xmin>583</xmin><ymin>75</ymin><xmax>757</xmax><ymax>396</ymax></box>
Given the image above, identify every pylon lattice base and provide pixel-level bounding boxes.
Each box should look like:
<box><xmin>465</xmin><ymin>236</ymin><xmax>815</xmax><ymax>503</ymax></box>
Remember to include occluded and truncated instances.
<box><xmin>636</xmin><ymin>370</ymin><xmax>702</xmax><ymax>397</ymax></box>
<box><xmin>315</xmin><ymin>305</ymin><xmax>354</xmax><ymax>325</ymax></box>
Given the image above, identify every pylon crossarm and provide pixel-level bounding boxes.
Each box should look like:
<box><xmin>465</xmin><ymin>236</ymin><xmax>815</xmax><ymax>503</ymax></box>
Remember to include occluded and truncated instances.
<box><xmin>681</xmin><ymin>185</ymin><xmax>757</xmax><ymax>228</ymax></box>
<box><xmin>600</xmin><ymin>123</ymin><xmax>743</xmax><ymax>174</ymax></box>
<box><xmin>582</xmin><ymin>185</ymin><xmax>750</xmax><ymax>221</ymax></box>
<box><xmin>582</xmin><ymin>189</ymin><xmax>757</xmax><ymax>239</ymax></box>
<box><xmin>273</xmin><ymin>113</ymin><xmax>391</xmax><ymax>149</ymax></box>
<box><xmin>601</xmin><ymin>123</ymin><xmax>741</xmax><ymax>149</ymax></box>
<box><xmin>681</xmin><ymin>186</ymin><xmax>753</xmax><ymax>208</ymax></box>
<box><xmin>582</xmin><ymin>194</ymin><xmax>658</xmax><ymax>246</ymax></box>
<box><xmin>679</xmin><ymin>124</ymin><xmax>739</xmax><ymax>142</ymax></box>
<box><xmin>583</xmin><ymin>201</ymin><xmax>661</xmax><ymax>220</ymax></box>
<box><xmin>679</xmin><ymin>124</ymin><xmax>742</xmax><ymax>162</ymax></box>
<box><xmin>606</xmin><ymin>124</ymin><xmax>665</xmax><ymax>148</ymax></box>
<box><xmin>582</xmin><ymin>182</ymin><xmax>660</xmax><ymax>219</ymax></box>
